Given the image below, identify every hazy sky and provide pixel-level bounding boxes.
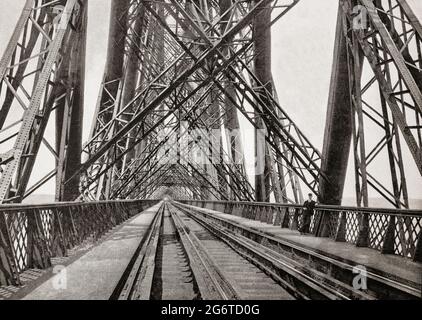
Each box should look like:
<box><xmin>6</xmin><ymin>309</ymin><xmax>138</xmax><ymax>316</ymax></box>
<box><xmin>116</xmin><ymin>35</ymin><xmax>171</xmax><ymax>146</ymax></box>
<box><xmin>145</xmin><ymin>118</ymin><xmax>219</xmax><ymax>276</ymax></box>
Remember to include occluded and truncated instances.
<box><xmin>0</xmin><ymin>1</ymin><xmax>421</xmax><ymax>202</ymax></box>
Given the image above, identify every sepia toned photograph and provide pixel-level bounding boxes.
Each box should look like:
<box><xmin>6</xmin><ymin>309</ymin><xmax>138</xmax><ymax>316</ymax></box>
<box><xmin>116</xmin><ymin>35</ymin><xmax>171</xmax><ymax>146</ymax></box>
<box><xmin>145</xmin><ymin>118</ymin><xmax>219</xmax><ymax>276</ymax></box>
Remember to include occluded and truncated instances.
<box><xmin>0</xmin><ymin>0</ymin><xmax>421</xmax><ymax>308</ymax></box>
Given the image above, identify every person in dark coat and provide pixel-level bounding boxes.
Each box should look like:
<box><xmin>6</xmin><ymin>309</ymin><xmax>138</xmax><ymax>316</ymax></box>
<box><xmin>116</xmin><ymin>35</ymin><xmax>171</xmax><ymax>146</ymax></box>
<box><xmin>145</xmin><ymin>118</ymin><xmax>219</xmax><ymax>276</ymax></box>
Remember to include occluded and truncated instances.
<box><xmin>300</xmin><ymin>193</ymin><xmax>316</xmax><ymax>234</ymax></box>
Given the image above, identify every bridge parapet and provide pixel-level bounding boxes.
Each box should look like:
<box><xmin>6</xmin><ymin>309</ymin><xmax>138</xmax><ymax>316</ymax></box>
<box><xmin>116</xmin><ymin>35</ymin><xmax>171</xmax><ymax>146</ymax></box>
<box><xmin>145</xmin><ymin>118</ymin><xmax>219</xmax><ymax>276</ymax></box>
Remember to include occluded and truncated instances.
<box><xmin>0</xmin><ymin>199</ymin><xmax>158</xmax><ymax>287</ymax></box>
<box><xmin>179</xmin><ymin>200</ymin><xmax>422</xmax><ymax>263</ymax></box>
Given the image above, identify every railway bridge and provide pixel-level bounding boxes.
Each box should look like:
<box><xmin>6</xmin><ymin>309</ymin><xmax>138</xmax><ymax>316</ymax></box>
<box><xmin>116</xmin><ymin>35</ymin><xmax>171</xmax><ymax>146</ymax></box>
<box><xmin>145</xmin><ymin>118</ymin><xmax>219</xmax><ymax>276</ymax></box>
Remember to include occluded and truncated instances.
<box><xmin>0</xmin><ymin>0</ymin><xmax>421</xmax><ymax>300</ymax></box>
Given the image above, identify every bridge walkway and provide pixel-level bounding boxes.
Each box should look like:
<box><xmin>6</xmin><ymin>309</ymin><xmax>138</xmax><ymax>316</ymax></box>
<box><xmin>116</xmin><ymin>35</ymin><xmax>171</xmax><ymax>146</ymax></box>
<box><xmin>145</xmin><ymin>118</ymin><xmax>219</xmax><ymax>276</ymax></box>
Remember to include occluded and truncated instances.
<box><xmin>176</xmin><ymin>202</ymin><xmax>422</xmax><ymax>299</ymax></box>
<box><xmin>1</xmin><ymin>200</ymin><xmax>420</xmax><ymax>300</ymax></box>
<box><xmin>3</xmin><ymin>202</ymin><xmax>163</xmax><ymax>300</ymax></box>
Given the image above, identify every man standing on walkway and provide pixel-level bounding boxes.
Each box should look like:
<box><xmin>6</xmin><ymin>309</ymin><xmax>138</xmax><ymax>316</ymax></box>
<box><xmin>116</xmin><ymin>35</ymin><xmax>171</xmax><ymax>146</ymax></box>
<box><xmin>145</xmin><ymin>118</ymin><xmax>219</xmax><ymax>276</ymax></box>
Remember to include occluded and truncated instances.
<box><xmin>300</xmin><ymin>193</ymin><xmax>316</xmax><ymax>235</ymax></box>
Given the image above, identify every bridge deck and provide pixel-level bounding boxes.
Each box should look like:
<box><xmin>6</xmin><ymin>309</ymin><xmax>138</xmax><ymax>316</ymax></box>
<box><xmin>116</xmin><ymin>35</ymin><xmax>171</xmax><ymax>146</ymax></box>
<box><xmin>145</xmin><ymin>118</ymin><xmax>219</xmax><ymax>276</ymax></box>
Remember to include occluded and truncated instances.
<box><xmin>21</xmin><ymin>202</ymin><xmax>163</xmax><ymax>300</ymax></box>
<box><xmin>2</xmin><ymin>200</ymin><xmax>420</xmax><ymax>300</ymax></box>
<box><xmin>180</xmin><ymin>203</ymin><xmax>422</xmax><ymax>297</ymax></box>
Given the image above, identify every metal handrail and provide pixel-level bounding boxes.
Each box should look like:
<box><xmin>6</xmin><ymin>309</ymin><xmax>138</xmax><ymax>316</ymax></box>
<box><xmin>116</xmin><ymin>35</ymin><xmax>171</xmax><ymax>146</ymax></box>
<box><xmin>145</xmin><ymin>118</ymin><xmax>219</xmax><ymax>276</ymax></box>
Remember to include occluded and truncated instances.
<box><xmin>0</xmin><ymin>199</ymin><xmax>159</xmax><ymax>287</ymax></box>
<box><xmin>179</xmin><ymin>200</ymin><xmax>422</xmax><ymax>263</ymax></box>
<box><xmin>178</xmin><ymin>199</ymin><xmax>422</xmax><ymax>216</ymax></box>
<box><xmin>0</xmin><ymin>199</ymin><xmax>158</xmax><ymax>212</ymax></box>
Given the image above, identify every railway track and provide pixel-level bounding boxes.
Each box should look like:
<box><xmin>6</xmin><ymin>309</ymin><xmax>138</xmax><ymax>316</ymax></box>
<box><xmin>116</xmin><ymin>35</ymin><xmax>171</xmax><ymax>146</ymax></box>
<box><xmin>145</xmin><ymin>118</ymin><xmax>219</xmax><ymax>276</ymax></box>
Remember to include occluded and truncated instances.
<box><xmin>113</xmin><ymin>200</ymin><xmax>418</xmax><ymax>300</ymax></box>
<box><xmin>173</xmin><ymin>202</ymin><xmax>376</xmax><ymax>300</ymax></box>
<box><xmin>115</xmin><ymin>201</ymin><xmax>295</xmax><ymax>300</ymax></box>
<box><xmin>175</xmin><ymin>202</ymin><xmax>422</xmax><ymax>300</ymax></box>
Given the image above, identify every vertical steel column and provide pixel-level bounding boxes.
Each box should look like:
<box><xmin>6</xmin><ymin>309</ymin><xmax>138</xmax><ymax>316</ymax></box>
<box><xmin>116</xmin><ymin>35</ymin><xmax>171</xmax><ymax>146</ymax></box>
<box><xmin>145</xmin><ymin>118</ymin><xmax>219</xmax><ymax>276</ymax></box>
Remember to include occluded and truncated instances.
<box><xmin>104</xmin><ymin>0</ymin><xmax>130</xmax><ymax>196</ymax></box>
<box><xmin>336</xmin><ymin>0</ymin><xmax>421</xmax><ymax>208</ymax></box>
<box><xmin>319</xmin><ymin>6</ymin><xmax>353</xmax><ymax>206</ymax></box>
<box><xmin>103</xmin><ymin>0</ymin><xmax>129</xmax><ymax>108</ymax></box>
<box><xmin>0</xmin><ymin>0</ymin><xmax>84</xmax><ymax>203</ymax></box>
<box><xmin>253</xmin><ymin>0</ymin><xmax>272</xmax><ymax>202</ymax></box>
<box><xmin>87</xmin><ymin>0</ymin><xmax>129</xmax><ymax>200</ymax></box>
<box><xmin>220</xmin><ymin>0</ymin><xmax>247</xmax><ymax>200</ymax></box>
<box><xmin>56</xmin><ymin>1</ymin><xmax>88</xmax><ymax>201</ymax></box>
<box><xmin>121</xmin><ymin>3</ymin><xmax>146</xmax><ymax>167</ymax></box>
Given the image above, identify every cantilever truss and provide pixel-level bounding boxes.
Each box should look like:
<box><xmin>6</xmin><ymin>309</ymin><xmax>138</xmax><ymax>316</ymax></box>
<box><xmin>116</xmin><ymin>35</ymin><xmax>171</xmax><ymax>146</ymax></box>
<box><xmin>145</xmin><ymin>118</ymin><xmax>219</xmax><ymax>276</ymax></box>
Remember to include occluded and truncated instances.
<box><xmin>340</xmin><ymin>0</ymin><xmax>422</xmax><ymax>207</ymax></box>
<box><xmin>0</xmin><ymin>0</ymin><xmax>87</xmax><ymax>203</ymax></box>
<box><xmin>76</xmin><ymin>0</ymin><xmax>313</xmax><ymax>202</ymax></box>
<box><xmin>0</xmin><ymin>0</ymin><xmax>421</xmax><ymax>207</ymax></box>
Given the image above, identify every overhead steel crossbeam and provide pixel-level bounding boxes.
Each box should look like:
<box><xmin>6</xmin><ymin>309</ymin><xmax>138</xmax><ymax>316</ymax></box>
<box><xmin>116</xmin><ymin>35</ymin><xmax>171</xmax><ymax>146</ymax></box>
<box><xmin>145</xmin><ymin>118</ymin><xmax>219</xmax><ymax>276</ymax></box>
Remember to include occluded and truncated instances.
<box><xmin>161</xmin><ymin>124</ymin><xmax>255</xmax><ymax>201</ymax></box>
<box><xmin>149</xmin><ymin>185</ymin><xmax>192</xmax><ymax>200</ymax></box>
<box><xmin>114</xmin><ymin>136</ymin><xmax>225</xmax><ymax>201</ymax></box>
<box><xmin>74</xmin><ymin>0</ymin><xmax>296</xmax><ymax>200</ymax></box>
<box><xmin>340</xmin><ymin>0</ymin><xmax>422</xmax><ymax>207</ymax></box>
<box><xmin>82</xmin><ymin>64</ymin><xmax>254</xmax><ymax>201</ymax></box>
<box><xmin>157</xmin><ymin>0</ymin><xmax>304</xmax><ymax>203</ymax></box>
<box><xmin>82</xmin><ymin>0</ymin><xmax>213</xmax><ymax>199</ymax></box>
<box><xmin>178</xmin><ymin>0</ymin><xmax>306</xmax><ymax>204</ymax></box>
<box><xmin>0</xmin><ymin>0</ymin><xmax>87</xmax><ymax>203</ymax></box>
<box><xmin>144</xmin><ymin>0</ymin><xmax>322</xmax><ymax>195</ymax></box>
<box><xmin>107</xmin><ymin>108</ymin><xmax>255</xmax><ymax>202</ymax></box>
<box><xmin>73</xmin><ymin>0</ymin><xmax>317</xmax><ymax>202</ymax></box>
<box><xmin>3</xmin><ymin>0</ymin><xmax>420</xmax><ymax>207</ymax></box>
<box><xmin>157</xmin><ymin>0</ymin><xmax>302</xmax><ymax>203</ymax></box>
<box><xmin>83</xmin><ymin>102</ymin><xmax>249</xmax><ymax>201</ymax></box>
<box><xmin>125</xmin><ymin>0</ymin><xmax>268</xmax><ymax>200</ymax></box>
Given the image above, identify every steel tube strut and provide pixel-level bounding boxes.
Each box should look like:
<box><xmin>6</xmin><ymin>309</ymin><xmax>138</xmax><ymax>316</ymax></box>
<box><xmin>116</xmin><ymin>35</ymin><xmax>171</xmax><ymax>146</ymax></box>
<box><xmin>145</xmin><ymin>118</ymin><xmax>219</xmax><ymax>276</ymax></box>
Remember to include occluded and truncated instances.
<box><xmin>319</xmin><ymin>6</ymin><xmax>353</xmax><ymax>206</ymax></box>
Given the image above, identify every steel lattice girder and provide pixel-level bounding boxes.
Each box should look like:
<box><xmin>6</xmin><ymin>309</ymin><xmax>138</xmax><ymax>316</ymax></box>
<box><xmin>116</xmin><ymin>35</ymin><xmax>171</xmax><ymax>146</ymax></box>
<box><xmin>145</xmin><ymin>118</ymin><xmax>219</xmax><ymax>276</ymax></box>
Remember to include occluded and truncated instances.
<box><xmin>2</xmin><ymin>0</ymin><xmax>419</xmax><ymax>206</ymax></box>
<box><xmin>143</xmin><ymin>0</ymin><xmax>322</xmax><ymax>193</ymax></box>
<box><xmin>74</xmin><ymin>0</ymin><xmax>276</xmax><ymax>198</ymax></box>
<box><xmin>84</xmin><ymin>0</ymin><xmax>141</xmax><ymax>200</ymax></box>
<box><xmin>78</xmin><ymin>0</ymin><xmax>271</xmax><ymax>181</ymax></box>
<box><xmin>75</xmin><ymin>0</ymin><xmax>318</xmax><ymax>200</ymax></box>
<box><xmin>82</xmin><ymin>70</ymin><xmax>255</xmax><ymax>201</ymax></box>
<box><xmin>110</xmin><ymin>83</ymin><xmax>256</xmax><ymax>201</ymax></box>
<box><xmin>0</xmin><ymin>0</ymin><xmax>87</xmax><ymax>203</ymax></box>
<box><xmin>86</xmin><ymin>1</ymin><xmax>258</xmax><ymax>199</ymax></box>
<box><xmin>340</xmin><ymin>0</ymin><xmax>422</xmax><ymax>207</ymax></box>
<box><xmin>97</xmin><ymin>106</ymin><xmax>255</xmax><ymax>202</ymax></box>
<box><xmin>143</xmin><ymin>0</ymin><xmax>322</xmax><ymax>197</ymax></box>
<box><xmin>164</xmin><ymin>0</ymin><xmax>305</xmax><ymax>203</ymax></box>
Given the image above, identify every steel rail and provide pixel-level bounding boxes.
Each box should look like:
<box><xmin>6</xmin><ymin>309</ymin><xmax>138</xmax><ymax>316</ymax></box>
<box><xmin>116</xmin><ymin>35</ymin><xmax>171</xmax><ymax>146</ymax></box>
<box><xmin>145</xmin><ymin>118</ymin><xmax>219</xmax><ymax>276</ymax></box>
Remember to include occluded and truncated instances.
<box><xmin>173</xmin><ymin>202</ymin><xmax>360</xmax><ymax>300</ymax></box>
<box><xmin>179</xmin><ymin>199</ymin><xmax>422</xmax><ymax>217</ymax></box>
<box><xmin>174</xmin><ymin>201</ymin><xmax>421</xmax><ymax>299</ymax></box>
<box><xmin>168</xmin><ymin>202</ymin><xmax>240</xmax><ymax>300</ymax></box>
<box><xmin>115</xmin><ymin>203</ymin><xmax>164</xmax><ymax>300</ymax></box>
<box><xmin>179</xmin><ymin>199</ymin><xmax>422</xmax><ymax>263</ymax></box>
<box><xmin>114</xmin><ymin>202</ymin><xmax>240</xmax><ymax>299</ymax></box>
